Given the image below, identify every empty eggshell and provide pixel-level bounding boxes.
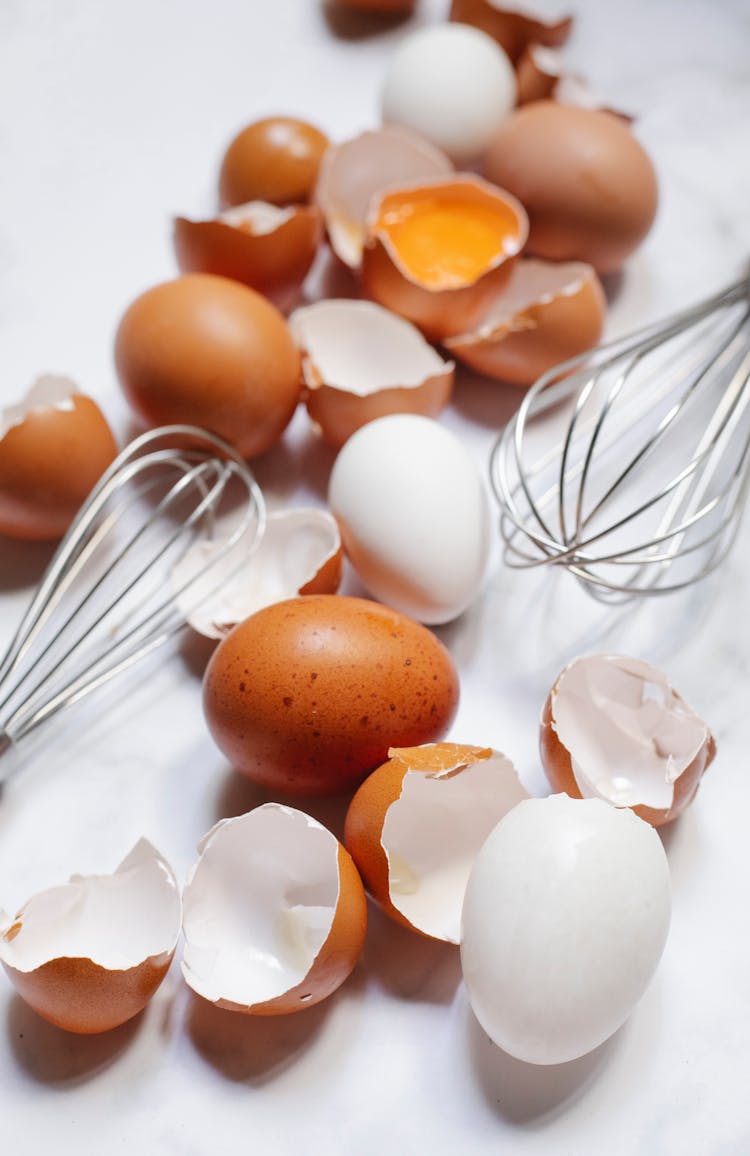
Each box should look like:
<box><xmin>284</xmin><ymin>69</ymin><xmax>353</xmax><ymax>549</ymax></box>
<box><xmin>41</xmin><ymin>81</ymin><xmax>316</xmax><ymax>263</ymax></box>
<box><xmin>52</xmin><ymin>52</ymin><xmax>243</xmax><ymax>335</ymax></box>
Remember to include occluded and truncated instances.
<box><xmin>460</xmin><ymin>794</ymin><xmax>672</xmax><ymax>1065</ymax></box>
<box><xmin>0</xmin><ymin>840</ymin><xmax>181</xmax><ymax>1034</ymax></box>
<box><xmin>219</xmin><ymin>117</ymin><xmax>329</xmax><ymax>208</ymax></box>
<box><xmin>444</xmin><ymin>258</ymin><xmax>606</xmax><ymax>385</ymax></box>
<box><xmin>328</xmin><ymin>414</ymin><xmax>491</xmax><ymax>624</ymax></box>
<box><xmin>314</xmin><ymin>125</ymin><xmax>453</xmax><ymax>270</ymax></box>
<box><xmin>181</xmin><ymin>804</ymin><xmax>367</xmax><ymax>1014</ymax></box>
<box><xmin>540</xmin><ymin>654</ymin><xmax>715</xmax><ymax>826</ymax></box>
<box><xmin>449</xmin><ymin>0</ymin><xmax>573</xmax><ymax>63</ymax></box>
<box><xmin>174</xmin><ymin>202</ymin><xmax>323</xmax><ymax>310</ymax></box>
<box><xmin>172</xmin><ymin>507</ymin><xmax>343</xmax><ymax>639</ymax></box>
<box><xmin>290</xmin><ymin>299</ymin><xmax>454</xmax><ymax>447</ymax></box>
<box><xmin>0</xmin><ymin>376</ymin><xmax>118</xmax><ymax>541</ymax></box>
<box><xmin>345</xmin><ymin>743</ymin><xmax>530</xmax><ymax>943</ymax></box>
<box><xmin>362</xmin><ymin>175</ymin><xmax>528</xmax><ymax>341</ymax></box>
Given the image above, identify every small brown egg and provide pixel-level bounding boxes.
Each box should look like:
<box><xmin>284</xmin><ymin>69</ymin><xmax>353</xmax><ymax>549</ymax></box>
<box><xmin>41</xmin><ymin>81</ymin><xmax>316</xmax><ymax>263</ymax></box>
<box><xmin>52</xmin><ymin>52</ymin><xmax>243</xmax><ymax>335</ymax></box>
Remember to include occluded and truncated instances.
<box><xmin>114</xmin><ymin>274</ymin><xmax>301</xmax><ymax>459</ymax></box>
<box><xmin>484</xmin><ymin>102</ymin><xmax>658</xmax><ymax>274</ymax></box>
<box><xmin>219</xmin><ymin>117</ymin><xmax>329</xmax><ymax>209</ymax></box>
<box><xmin>0</xmin><ymin>376</ymin><xmax>118</xmax><ymax>541</ymax></box>
<box><xmin>361</xmin><ymin>175</ymin><xmax>528</xmax><ymax>340</ymax></box>
<box><xmin>202</xmin><ymin>595</ymin><xmax>460</xmax><ymax>796</ymax></box>
<box><xmin>449</xmin><ymin>0</ymin><xmax>573</xmax><ymax>63</ymax></box>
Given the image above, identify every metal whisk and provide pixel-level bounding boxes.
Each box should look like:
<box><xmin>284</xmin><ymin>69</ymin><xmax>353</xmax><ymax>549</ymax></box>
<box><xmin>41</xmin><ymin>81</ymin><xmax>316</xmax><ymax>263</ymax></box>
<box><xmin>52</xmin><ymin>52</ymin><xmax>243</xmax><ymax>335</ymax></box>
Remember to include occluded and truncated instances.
<box><xmin>0</xmin><ymin>425</ymin><xmax>264</xmax><ymax>772</ymax></box>
<box><xmin>490</xmin><ymin>271</ymin><xmax>750</xmax><ymax>602</ymax></box>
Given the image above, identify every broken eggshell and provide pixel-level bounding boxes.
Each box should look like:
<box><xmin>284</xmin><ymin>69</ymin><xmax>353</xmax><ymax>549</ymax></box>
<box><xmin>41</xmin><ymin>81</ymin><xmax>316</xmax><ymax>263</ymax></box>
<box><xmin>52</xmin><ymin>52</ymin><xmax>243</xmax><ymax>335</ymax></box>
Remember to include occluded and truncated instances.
<box><xmin>449</xmin><ymin>0</ymin><xmax>573</xmax><ymax>63</ymax></box>
<box><xmin>0</xmin><ymin>375</ymin><xmax>118</xmax><ymax>541</ymax></box>
<box><xmin>172</xmin><ymin>507</ymin><xmax>342</xmax><ymax>639</ymax></box>
<box><xmin>314</xmin><ymin>125</ymin><xmax>453</xmax><ymax>271</ymax></box>
<box><xmin>344</xmin><ymin>743</ymin><xmax>530</xmax><ymax>943</ymax></box>
<box><xmin>540</xmin><ymin>654</ymin><xmax>716</xmax><ymax>826</ymax></box>
<box><xmin>444</xmin><ymin>257</ymin><xmax>606</xmax><ymax>386</ymax></box>
<box><xmin>181</xmin><ymin>805</ymin><xmax>367</xmax><ymax>1014</ymax></box>
<box><xmin>174</xmin><ymin>202</ymin><xmax>323</xmax><ymax>311</ymax></box>
<box><xmin>290</xmin><ymin>299</ymin><xmax>454</xmax><ymax>447</ymax></box>
<box><xmin>0</xmin><ymin>840</ymin><xmax>181</xmax><ymax>1034</ymax></box>
<box><xmin>515</xmin><ymin>44</ymin><xmax>634</xmax><ymax>121</ymax></box>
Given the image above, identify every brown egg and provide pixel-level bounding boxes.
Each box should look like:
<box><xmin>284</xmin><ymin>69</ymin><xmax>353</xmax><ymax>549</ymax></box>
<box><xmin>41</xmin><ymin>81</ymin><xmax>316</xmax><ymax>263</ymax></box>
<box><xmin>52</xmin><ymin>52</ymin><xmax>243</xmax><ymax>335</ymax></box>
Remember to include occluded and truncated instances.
<box><xmin>484</xmin><ymin>102</ymin><xmax>658</xmax><ymax>274</ymax></box>
<box><xmin>337</xmin><ymin>0</ymin><xmax>415</xmax><ymax>10</ymax></box>
<box><xmin>450</xmin><ymin>0</ymin><xmax>573</xmax><ymax>63</ymax></box>
<box><xmin>202</xmin><ymin>595</ymin><xmax>460</xmax><ymax>795</ymax></box>
<box><xmin>114</xmin><ymin>274</ymin><xmax>301</xmax><ymax>459</ymax></box>
<box><xmin>219</xmin><ymin>117</ymin><xmax>329</xmax><ymax>208</ymax></box>
<box><xmin>0</xmin><ymin>376</ymin><xmax>118</xmax><ymax>541</ymax></box>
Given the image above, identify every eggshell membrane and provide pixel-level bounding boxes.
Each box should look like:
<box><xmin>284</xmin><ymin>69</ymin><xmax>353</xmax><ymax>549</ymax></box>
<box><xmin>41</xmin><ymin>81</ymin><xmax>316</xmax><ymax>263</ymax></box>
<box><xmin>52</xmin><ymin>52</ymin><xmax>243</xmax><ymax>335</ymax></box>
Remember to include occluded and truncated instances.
<box><xmin>460</xmin><ymin>794</ymin><xmax>671</xmax><ymax>1065</ymax></box>
<box><xmin>361</xmin><ymin>176</ymin><xmax>528</xmax><ymax>341</ymax></box>
<box><xmin>0</xmin><ymin>840</ymin><xmax>181</xmax><ymax>1034</ymax></box>
<box><xmin>314</xmin><ymin>126</ymin><xmax>453</xmax><ymax>270</ymax></box>
<box><xmin>114</xmin><ymin>274</ymin><xmax>301</xmax><ymax>459</ymax></box>
<box><xmin>444</xmin><ymin>258</ymin><xmax>606</xmax><ymax>385</ymax></box>
<box><xmin>344</xmin><ymin>744</ymin><xmax>530</xmax><ymax>943</ymax></box>
<box><xmin>539</xmin><ymin>654</ymin><xmax>715</xmax><ymax>826</ymax></box>
<box><xmin>0</xmin><ymin>376</ymin><xmax>117</xmax><ymax>541</ymax></box>
<box><xmin>290</xmin><ymin>299</ymin><xmax>454</xmax><ymax>447</ymax></box>
<box><xmin>450</xmin><ymin>0</ymin><xmax>572</xmax><ymax>62</ymax></box>
<box><xmin>202</xmin><ymin>595</ymin><xmax>460</xmax><ymax>795</ymax></box>
<box><xmin>219</xmin><ymin>117</ymin><xmax>329</xmax><ymax>208</ymax></box>
<box><xmin>173</xmin><ymin>202</ymin><xmax>323</xmax><ymax>310</ymax></box>
<box><xmin>484</xmin><ymin>102</ymin><xmax>658</xmax><ymax>274</ymax></box>
<box><xmin>181</xmin><ymin>805</ymin><xmax>367</xmax><ymax>1015</ymax></box>
<box><xmin>172</xmin><ymin>507</ymin><xmax>343</xmax><ymax>639</ymax></box>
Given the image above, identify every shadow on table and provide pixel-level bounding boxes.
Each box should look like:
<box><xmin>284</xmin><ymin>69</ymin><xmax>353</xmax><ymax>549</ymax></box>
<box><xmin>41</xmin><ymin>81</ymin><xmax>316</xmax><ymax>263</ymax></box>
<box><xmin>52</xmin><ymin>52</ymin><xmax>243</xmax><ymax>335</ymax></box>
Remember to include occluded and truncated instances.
<box><xmin>0</xmin><ymin>537</ymin><xmax>57</xmax><ymax>594</ymax></box>
<box><xmin>214</xmin><ymin>765</ymin><xmax>353</xmax><ymax>844</ymax></box>
<box><xmin>363</xmin><ymin>902</ymin><xmax>462</xmax><ymax>1005</ymax></box>
<box><xmin>6</xmin><ymin>995</ymin><xmax>141</xmax><ymax>1085</ymax></box>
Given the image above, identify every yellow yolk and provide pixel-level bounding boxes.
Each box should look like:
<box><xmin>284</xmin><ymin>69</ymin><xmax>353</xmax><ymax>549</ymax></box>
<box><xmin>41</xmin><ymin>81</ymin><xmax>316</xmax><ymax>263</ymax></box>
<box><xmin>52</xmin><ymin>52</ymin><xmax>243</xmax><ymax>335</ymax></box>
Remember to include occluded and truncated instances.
<box><xmin>379</xmin><ymin>197</ymin><xmax>517</xmax><ymax>289</ymax></box>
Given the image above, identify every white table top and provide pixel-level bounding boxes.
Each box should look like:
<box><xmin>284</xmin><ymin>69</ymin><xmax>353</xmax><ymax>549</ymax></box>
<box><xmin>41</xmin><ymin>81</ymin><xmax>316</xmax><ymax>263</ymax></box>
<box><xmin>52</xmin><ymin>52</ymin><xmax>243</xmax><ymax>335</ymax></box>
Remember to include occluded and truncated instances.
<box><xmin>1</xmin><ymin>2</ymin><xmax>749</xmax><ymax>1153</ymax></box>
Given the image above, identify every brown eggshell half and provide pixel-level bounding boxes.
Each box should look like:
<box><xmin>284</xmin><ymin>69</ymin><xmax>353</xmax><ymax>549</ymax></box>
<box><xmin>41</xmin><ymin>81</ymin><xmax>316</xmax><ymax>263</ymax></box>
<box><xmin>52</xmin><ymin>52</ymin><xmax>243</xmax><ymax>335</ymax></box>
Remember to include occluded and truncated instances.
<box><xmin>450</xmin><ymin>0</ymin><xmax>573</xmax><ymax>63</ymax></box>
<box><xmin>0</xmin><ymin>376</ymin><xmax>118</xmax><ymax>541</ymax></box>
<box><xmin>219</xmin><ymin>117</ymin><xmax>329</xmax><ymax>209</ymax></box>
<box><xmin>444</xmin><ymin>258</ymin><xmax>606</xmax><ymax>385</ymax></box>
<box><xmin>361</xmin><ymin>176</ymin><xmax>528</xmax><ymax>341</ymax></box>
<box><xmin>539</xmin><ymin>654</ymin><xmax>716</xmax><ymax>827</ymax></box>
<box><xmin>202</xmin><ymin>595</ymin><xmax>460</xmax><ymax>795</ymax></box>
<box><xmin>174</xmin><ymin>203</ymin><xmax>323</xmax><ymax>310</ymax></box>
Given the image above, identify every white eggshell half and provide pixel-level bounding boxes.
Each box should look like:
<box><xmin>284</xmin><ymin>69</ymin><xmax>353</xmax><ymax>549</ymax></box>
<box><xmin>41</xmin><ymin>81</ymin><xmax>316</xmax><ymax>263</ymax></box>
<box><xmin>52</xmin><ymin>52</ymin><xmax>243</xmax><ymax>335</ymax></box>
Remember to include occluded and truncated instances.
<box><xmin>329</xmin><ymin>413</ymin><xmax>491</xmax><ymax>624</ymax></box>
<box><xmin>460</xmin><ymin>794</ymin><xmax>671</xmax><ymax>1065</ymax></box>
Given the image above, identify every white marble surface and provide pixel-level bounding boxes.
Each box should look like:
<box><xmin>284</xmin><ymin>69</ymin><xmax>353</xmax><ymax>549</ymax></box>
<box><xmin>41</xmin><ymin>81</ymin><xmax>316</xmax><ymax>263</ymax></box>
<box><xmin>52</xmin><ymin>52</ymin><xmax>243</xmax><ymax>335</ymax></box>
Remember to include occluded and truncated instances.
<box><xmin>1</xmin><ymin>1</ymin><xmax>750</xmax><ymax>1153</ymax></box>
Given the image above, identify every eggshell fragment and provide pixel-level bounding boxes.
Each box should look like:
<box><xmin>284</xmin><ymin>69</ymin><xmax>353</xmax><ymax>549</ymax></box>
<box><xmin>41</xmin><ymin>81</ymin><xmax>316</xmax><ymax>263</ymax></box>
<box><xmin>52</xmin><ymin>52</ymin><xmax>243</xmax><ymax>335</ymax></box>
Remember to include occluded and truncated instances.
<box><xmin>362</xmin><ymin>176</ymin><xmax>528</xmax><ymax>341</ymax></box>
<box><xmin>461</xmin><ymin>795</ymin><xmax>671</xmax><ymax>1065</ymax></box>
<box><xmin>0</xmin><ymin>376</ymin><xmax>118</xmax><ymax>541</ymax></box>
<box><xmin>328</xmin><ymin>414</ymin><xmax>491</xmax><ymax>624</ymax></box>
<box><xmin>449</xmin><ymin>0</ymin><xmax>573</xmax><ymax>63</ymax></box>
<box><xmin>484</xmin><ymin>102</ymin><xmax>658</xmax><ymax>274</ymax></box>
<box><xmin>181</xmin><ymin>805</ymin><xmax>367</xmax><ymax>1014</ymax></box>
<box><xmin>202</xmin><ymin>595</ymin><xmax>459</xmax><ymax>795</ymax></box>
<box><xmin>290</xmin><ymin>300</ymin><xmax>454</xmax><ymax>447</ymax></box>
<box><xmin>540</xmin><ymin>654</ymin><xmax>715</xmax><ymax>826</ymax></box>
<box><xmin>515</xmin><ymin>44</ymin><xmax>634</xmax><ymax>121</ymax></box>
<box><xmin>345</xmin><ymin>744</ymin><xmax>530</xmax><ymax>943</ymax></box>
<box><xmin>314</xmin><ymin>125</ymin><xmax>453</xmax><ymax>270</ymax></box>
<box><xmin>444</xmin><ymin>258</ymin><xmax>606</xmax><ymax>385</ymax></box>
<box><xmin>172</xmin><ymin>507</ymin><xmax>343</xmax><ymax>639</ymax></box>
<box><xmin>174</xmin><ymin>202</ymin><xmax>323</xmax><ymax>310</ymax></box>
<box><xmin>0</xmin><ymin>840</ymin><xmax>181</xmax><ymax>1034</ymax></box>
<box><xmin>219</xmin><ymin>117</ymin><xmax>329</xmax><ymax>208</ymax></box>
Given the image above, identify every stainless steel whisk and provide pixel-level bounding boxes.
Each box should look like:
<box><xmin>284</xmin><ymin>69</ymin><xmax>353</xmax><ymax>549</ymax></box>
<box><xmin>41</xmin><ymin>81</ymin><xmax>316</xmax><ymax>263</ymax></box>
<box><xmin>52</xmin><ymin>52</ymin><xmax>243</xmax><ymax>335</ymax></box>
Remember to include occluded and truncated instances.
<box><xmin>0</xmin><ymin>424</ymin><xmax>265</xmax><ymax>773</ymax></box>
<box><xmin>490</xmin><ymin>271</ymin><xmax>750</xmax><ymax>602</ymax></box>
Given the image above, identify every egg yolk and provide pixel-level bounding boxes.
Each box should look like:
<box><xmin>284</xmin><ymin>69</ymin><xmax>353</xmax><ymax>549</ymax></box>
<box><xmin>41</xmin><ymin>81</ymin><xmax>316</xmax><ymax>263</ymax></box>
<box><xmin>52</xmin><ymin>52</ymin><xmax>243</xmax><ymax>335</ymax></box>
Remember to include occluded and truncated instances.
<box><xmin>379</xmin><ymin>195</ymin><xmax>518</xmax><ymax>289</ymax></box>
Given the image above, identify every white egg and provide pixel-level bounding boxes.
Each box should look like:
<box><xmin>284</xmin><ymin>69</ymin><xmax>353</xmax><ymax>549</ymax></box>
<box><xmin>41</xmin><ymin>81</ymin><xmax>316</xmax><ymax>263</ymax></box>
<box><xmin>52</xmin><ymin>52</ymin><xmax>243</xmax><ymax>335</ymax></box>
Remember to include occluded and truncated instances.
<box><xmin>328</xmin><ymin>413</ymin><xmax>490</xmax><ymax>624</ymax></box>
<box><xmin>381</xmin><ymin>24</ymin><xmax>516</xmax><ymax>165</ymax></box>
<box><xmin>460</xmin><ymin>794</ymin><xmax>671</xmax><ymax>1065</ymax></box>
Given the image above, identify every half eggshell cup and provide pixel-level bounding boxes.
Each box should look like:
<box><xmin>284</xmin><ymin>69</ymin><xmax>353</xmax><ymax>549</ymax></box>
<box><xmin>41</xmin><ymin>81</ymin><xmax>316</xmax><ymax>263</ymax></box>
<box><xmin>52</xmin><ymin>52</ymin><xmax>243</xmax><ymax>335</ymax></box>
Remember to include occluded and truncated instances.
<box><xmin>174</xmin><ymin>202</ymin><xmax>323</xmax><ymax>311</ymax></box>
<box><xmin>540</xmin><ymin>654</ymin><xmax>716</xmax><ymax>827</ymax></box>
<box><xmin>171</xmin><ymin>507</ymin><xmax>342</xmax><ymax>640</ymax></box>
<box><xmin>344</xmin><ymin>743</ymin><xmax>530</xmax><ymax>943</ymax></box>
<box><xmin>181</xmin><ymin>805</ymin><xmax>368</xmax><ymax>1014</ymax></box>
<box><xmin>0</xmin><ymin>840</ymin><xmax>181</xmax><ymax>1034</ymax></box>
<box><xmin>449</xmin><ymin>0</ymin><xmax>573</xmax><ymax>63</ymax></box>
<box><xmin>290</xmin><ymin>299</ymin><xmax>454</xmax><ymax>447</ymax></box>
<box><xmin>361</xmin><ymin>175</ymin><xmax>528</xmax><ymax>341</ymax></box>
<box><xmin>444</xmin><ymin>258</ymin><xmax>606</xmax><ymax>386</ymax></box>
<box><xmin>314</xmin><ymin>125</ymin><xmax>453</xmax><ymax>271</ymax></box>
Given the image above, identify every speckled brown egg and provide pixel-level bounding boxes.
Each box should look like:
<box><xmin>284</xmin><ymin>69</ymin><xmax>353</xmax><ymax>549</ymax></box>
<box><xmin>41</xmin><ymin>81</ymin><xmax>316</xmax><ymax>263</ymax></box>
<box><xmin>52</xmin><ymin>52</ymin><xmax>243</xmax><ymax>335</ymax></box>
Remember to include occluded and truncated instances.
<box><xmin>202</xmin><ymin>595</ymin><xmax>460</xmax><ymax>795</ymax></box>
<box><xmin>219</xmin><ymin>117</ymin><xmax>329</xmax><ymax>208</ymax></box>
